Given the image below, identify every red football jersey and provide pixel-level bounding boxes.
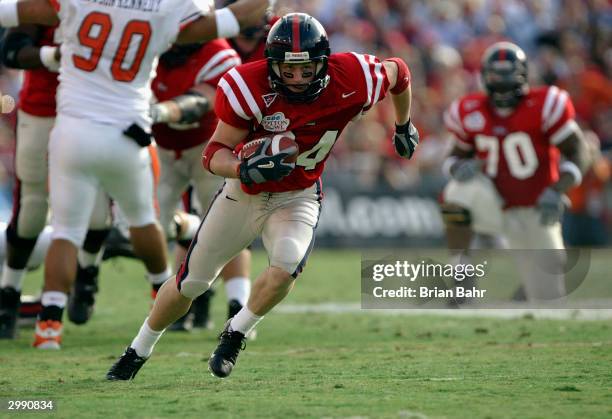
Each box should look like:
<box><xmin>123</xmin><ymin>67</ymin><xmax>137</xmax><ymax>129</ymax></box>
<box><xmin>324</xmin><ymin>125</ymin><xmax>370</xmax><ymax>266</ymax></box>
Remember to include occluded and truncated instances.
<box><xmin>215</xmin><ymin>52</ymin><xmax>392</xmax><ymax>194</ymax></box>
<box><xmin>18</xmin><ymin>26</ymin><xmax>59</xmax><ymax>117</ymax></box>
<box><xmin>444</xmin><ymin>86</ymin><xmax>578</xmax><ymax>208</ymax></box>
<box><xmin>152</xmin><ymin>39</ymin><xmax>241</xmax><ymax>151</ymax></box>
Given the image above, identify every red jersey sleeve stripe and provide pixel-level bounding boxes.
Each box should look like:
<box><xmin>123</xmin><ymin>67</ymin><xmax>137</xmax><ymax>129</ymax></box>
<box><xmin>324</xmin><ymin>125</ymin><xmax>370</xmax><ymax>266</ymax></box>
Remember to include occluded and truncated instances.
<box><xmin>544</xmin><ymin>90</ymin><xmax>568</xmax><ymax>132</ymax></box>
<box><xmin>227</xmin><ymin>68</ymin><xmax>262</xmax><ymax>123</ymax></box>
<box><xmin>367</xmin><ymin>55</ymin><xmax>384</xmax><ymax>106</ymax></box>
<box><xmin>199</xmin><ymin>57</ymin><xmax>241</xmax><ymax>83</ymax></box>
<box><xmin>550</xmin><ymin>119</ymin><xmax>579</xmax><ymax>145</ymax></box>
<box><xmin>218</xmin><ymin>77</ymin><xmax>250</xmax><ymax>120</ymax></box>
<box><xmin>542</xmin><ymin>86</ymin><xmax>559</xmax><ymax>130</ymax></box>
<box><xmin>195</xmin><ymin>50</ymin><xmax>241</xmax><ymax>83</ymax></box>
<box><xmin>350</xmin><ymin>52</ymin><xmax>374</xmax><ymax>108</ymax></box>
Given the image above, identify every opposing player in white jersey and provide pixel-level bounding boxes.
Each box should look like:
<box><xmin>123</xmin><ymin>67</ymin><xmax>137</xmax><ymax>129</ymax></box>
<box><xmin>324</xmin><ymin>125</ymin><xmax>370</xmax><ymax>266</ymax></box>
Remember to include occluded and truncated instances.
<box><xmin>0</xmin><ymin>0</ymin><xmax>270</xmax><ymax>349</ymax></box>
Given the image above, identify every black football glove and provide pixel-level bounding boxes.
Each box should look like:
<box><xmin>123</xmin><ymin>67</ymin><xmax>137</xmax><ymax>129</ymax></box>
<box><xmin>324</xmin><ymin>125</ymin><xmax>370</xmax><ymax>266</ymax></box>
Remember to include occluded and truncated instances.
<box><xmin>238</xmin><ymin>138</ymin><xmax>295</xmax><ymax>185</ymax></box>
<box><xmin>393</xmin><ymin>119</ymin><xmax>419</xmax><ymax>159</ymax></box>
<box><xmin>536</xmin><ymin>187</ymin><xmax>570</xmax><ymax>226</ymax></box>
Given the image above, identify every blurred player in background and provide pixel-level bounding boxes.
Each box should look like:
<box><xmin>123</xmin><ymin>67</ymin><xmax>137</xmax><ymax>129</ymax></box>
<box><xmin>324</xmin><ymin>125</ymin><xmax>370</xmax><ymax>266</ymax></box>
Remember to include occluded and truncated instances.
<box><xmin>107</xmin><ymin>12</ymin><xmax>419</xmax><ymax>380</ymax></box>
<box><xmin>151</xmin><ymin>40</ymin><xmax>252</xmax><ymax>331</ymax></box>
<box><xmin>441</xmin><ymin>42</ymin><xmax>590</xmax><ymax>301</ymax></box>
<box><xmin>221</xmin><ymin>0</ymin><xmax>277</xmax><ymax>63</ymax></box>
<box><xmin>0</xmin><ymin>0</ymin><xmax>271</xmax><ymax>349</ymax></box>
<box><xmin>0</xmin><ymin>24</ymin><xmax>112</xmax><ymax>339</ymax></box>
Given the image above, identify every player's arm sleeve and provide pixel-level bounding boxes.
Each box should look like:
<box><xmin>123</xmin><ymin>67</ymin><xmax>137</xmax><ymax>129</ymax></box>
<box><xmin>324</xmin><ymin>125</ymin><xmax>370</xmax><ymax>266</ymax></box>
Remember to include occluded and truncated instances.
<box><xmin>348</xmin><ymin>52</ymin><xmax>391</xmax><ymax>112</ymax></box>
<box><xmin>443</xmin><ymin>99</ymin><xmax>474</xmax><ymax>150</ymax></box>
<box><xmin>194</xmin><ymin>47</ymin><xmax>242</xmax><ymax>86</ymax></box>
<box><xmin>215</xmin><ymin>72</ymin><xmax>254</xmax><ymax>130</ymax></box>
<box><xmin>541</xmin><ymin>86</ymin><xmax>580</xmax><ymax>145</ymax></box>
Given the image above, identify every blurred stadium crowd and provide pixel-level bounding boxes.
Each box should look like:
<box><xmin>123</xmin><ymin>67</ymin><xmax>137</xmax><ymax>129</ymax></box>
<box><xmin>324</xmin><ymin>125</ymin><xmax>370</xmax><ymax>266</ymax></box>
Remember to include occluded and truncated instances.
<box><xmin>0</xmin><ymin>0</ymin><xmax>610</xmax><ymax>243</ymax></box>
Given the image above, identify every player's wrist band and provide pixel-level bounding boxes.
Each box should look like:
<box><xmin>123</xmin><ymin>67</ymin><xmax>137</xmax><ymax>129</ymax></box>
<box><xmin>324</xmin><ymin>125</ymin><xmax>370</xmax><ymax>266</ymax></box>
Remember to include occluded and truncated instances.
<box><xmin>201</xmin><ymin>140</ymin><xmax>234</xmax><ymax>173</ymax></box>
<box><xmin>559</xmin><ymin>161</ymin><xmax>582</xmax><ymax>186</ymax></box>
<box><xmin>386</xmin><ymin>57</ymin><xmax>411</xmax><ymax>94</ymax></box>
<box><xmin>215</xmin><ymin>8</ymin><xmax>240</xmax><ymax>38</ymax></box>
<box><xmin>39</xmin><ymin>46</ymin><xmax>60</xmax><ymax>72</ymax></box>
<box><xmin>0</xmin><ymin>0</ymin><xmax>19</xmax><ymax>27</ymax></box>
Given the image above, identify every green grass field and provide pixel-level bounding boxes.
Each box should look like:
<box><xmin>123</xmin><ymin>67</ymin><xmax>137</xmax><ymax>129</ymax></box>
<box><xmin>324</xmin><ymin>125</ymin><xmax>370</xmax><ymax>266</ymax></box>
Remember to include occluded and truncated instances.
<box><xmin>1</xmin><ymin>250</ymin><xmax>611</xmax><ymax>418</ymax></box>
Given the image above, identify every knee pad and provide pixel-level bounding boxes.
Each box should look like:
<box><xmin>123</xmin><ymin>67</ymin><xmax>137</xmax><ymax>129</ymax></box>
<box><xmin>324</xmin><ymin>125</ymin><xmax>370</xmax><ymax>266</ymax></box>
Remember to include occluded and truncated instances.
<box><xmin>178</xmin><ymin>275</ymin><xmax>216</xmax><ymax>300</ymax></box>
<box><xmin>270</xmin><ymin>236</ymin><xmax>308</xmax><ymax>277</ymax></box>
<box><xmin>15</xmin><ymin>182</ymin><xmax>48</xmax><ymax>238</ymax></box>
<box><xmin>443</xmin><ymin>176</ymin><xmax>503</xmax><ymax>235</ymax></box>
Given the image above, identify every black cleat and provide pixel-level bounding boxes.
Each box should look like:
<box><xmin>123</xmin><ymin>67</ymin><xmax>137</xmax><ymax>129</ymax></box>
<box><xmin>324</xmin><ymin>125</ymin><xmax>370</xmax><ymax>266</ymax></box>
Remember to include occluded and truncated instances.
<box><xmin>106</xmin><ymin>347</ymin><xmax>148</xmax><ymax>381</ymax></box>
<box><xmin>192</xmin><ymin>289</ymin><xmax>214</xmax><ymax>329</ymax></box>
<box><xmin>208</xmin><ymin>320</ymin><xmax>246</xmax><ymax>378</ymax></box>
<box><xmin>0</xmin><ymin>287</ymin><xmax>21</xmax><ymax>339</ymax></box>
<box><xmin>68</xmin><ymin>266</ymin><xmax>99</xmax><ymax>325</ymax></box>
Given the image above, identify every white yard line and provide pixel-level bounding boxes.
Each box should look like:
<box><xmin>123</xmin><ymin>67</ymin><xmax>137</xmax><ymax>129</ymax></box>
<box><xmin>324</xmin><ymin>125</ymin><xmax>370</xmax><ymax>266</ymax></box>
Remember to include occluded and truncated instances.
<box><xmin>277</xmin><ymin>302</ymin><xmax>612</xmax><ymax>320</ymax></box>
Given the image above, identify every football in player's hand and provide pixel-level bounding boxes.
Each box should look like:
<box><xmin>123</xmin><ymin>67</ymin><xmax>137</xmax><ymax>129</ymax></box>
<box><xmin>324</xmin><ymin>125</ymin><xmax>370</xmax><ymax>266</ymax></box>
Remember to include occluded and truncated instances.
<box><xmin>238</xmin><ymin>135</ymin><xmax>299</xmax><ymax>163</ymax></box>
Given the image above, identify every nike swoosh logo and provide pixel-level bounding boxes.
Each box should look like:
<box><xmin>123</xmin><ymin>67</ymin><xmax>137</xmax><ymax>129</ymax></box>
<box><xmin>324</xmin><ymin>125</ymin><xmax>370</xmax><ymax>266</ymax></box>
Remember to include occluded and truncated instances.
<box><xmin>342</xmin><ymin>91</ymin><xmax>356</xmax><ymax>98</ymax></box>
<box><xmin>258</xmin><ymin>162</ymin><xmax>275</xmax><ymax>169</ymax></box>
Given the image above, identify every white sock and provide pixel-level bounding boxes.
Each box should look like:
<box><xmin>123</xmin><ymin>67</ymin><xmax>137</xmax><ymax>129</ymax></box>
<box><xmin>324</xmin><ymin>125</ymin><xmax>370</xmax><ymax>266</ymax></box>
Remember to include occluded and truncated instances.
<box><xmin>1</xmin><ymin>265</ymin><xmax>26</xmax><ymax>291</ymax></box>
<box><xmin>230</xmin><ymin>306</ymin><xmax>262</xmax><ymax>335</ymax></box>
<box><xmin>130</xmin><ymin>317</ymin><xmax>164</xmax><ymax>358</ymax></box>
<box><xmin>41</xmin><ymin>291</ymin><xmax>68</xmax><ymax>308</ymax></box>
<box><xmin>147</xmin><ymin>267</ymin><xmax>171</xmax><ymax>286</ymax></box>
<box><xmin>224</xmin><ymin>277</ymin><xmax>250</xmax><ymax>306</ymax></box>
<box><xmin>77</xmin><ymin>249</ymin><xmax>101</xmax><ymax>268</ymax></box>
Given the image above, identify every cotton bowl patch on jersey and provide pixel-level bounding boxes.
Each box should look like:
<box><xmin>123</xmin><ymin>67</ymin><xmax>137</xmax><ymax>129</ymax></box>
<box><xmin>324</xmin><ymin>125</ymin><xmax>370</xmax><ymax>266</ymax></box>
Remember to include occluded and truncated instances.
<box><xmin>238</xmin><ymin>135</ymin><xmax>299</xmax><ymax>163</ymax></box>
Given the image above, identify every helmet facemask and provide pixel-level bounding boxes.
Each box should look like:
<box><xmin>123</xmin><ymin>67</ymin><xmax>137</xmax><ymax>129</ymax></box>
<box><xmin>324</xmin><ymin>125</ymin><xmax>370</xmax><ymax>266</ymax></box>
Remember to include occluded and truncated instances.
<box><xmin>268</xmin><ymin>55</ymin><xmax>330</xmax><ymax>103</ymax></box>
<box><xmin>481</xmin><ymin>42</ymin><xmax>529</xmax><ymax>110</ymax></box>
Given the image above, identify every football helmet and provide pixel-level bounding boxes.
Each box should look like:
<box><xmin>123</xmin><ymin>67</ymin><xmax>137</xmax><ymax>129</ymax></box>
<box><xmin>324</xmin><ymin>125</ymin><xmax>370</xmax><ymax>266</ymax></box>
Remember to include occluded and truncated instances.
<box><xmin>265</xmin><ymin>13</ymin><xmax>331</xmax><ymax>103</ymax></box>
<box><xmin>481</xmin><ymin>42</ymin><xmax>529</xmax><ymax>109</ymax></box>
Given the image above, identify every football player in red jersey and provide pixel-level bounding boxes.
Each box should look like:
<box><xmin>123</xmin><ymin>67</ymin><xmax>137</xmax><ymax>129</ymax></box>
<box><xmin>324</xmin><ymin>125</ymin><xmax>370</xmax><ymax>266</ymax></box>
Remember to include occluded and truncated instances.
<box><xmin>151</xmin><ymin>40</ymin><xmax>253</xmax><ymax>331</ymax></box>
<box><xmin>441</xmin><ymin>42</ymin><xmax>590</xmax><ymax>300</ymax></box>
<box><xmin>108</xmin><ymin>12</ymin><xmax>418</xmax><ymax>380</ymax></box>
<box><xmin>0</xmin><ymin>24</ymin><xmax>112</xmax><ymax>338</ymax></box>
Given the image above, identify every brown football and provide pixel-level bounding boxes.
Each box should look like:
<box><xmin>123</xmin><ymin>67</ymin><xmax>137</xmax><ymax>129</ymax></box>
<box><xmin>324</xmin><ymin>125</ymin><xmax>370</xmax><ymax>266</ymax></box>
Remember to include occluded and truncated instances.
<box><xmin>238</xmin><ymin>135</ymin><xmax>299</xmax><ymax>163</ymax></box>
